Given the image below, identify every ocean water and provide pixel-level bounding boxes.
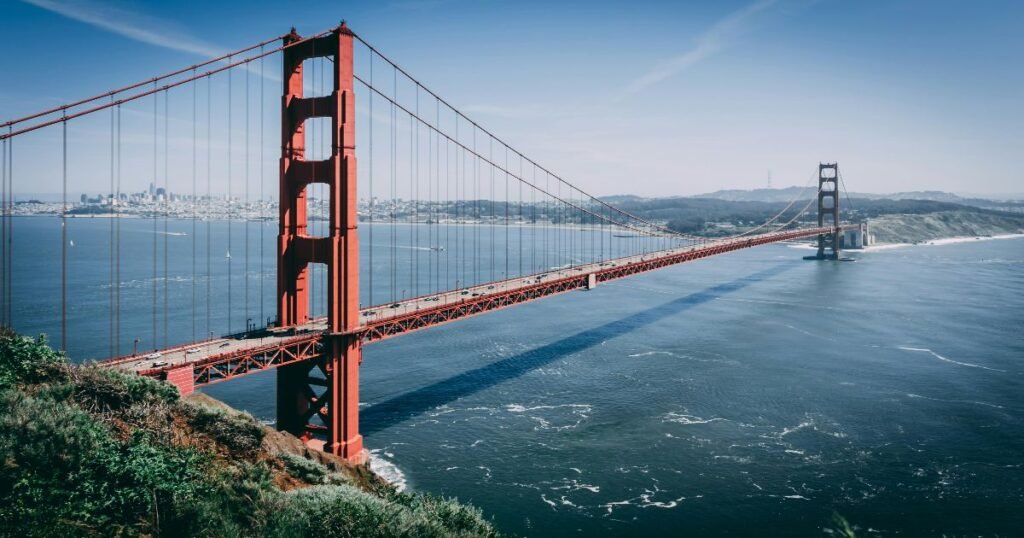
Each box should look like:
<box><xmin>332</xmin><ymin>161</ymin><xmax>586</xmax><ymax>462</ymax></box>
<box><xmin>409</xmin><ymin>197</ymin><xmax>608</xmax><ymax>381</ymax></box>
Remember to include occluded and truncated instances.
<box><xmin>8</xmin><ymin>217</ymin><xmax>1024</xmax><ymax>535</ymax></box>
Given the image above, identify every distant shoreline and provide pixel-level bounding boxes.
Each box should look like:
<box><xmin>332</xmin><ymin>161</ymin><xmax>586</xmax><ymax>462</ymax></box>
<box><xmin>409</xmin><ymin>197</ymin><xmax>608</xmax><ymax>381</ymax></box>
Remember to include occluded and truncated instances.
<box><xmin>863</xmin><ymin>233</ymin><xmax>1024</xmax><ymax>251</ymax></box>
<box><xmin>788</xmin><ymin>233</ymin><xmax>1024</xmax><ymax>252</ymax></box>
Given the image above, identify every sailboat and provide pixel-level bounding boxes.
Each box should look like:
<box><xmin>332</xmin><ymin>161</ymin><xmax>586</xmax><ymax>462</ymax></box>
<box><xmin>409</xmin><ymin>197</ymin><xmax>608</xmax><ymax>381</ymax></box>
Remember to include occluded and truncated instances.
<box><xmin>225</xmin><ymin>250</ymin><xmax>231</xmax><ymax>260</ymax></box>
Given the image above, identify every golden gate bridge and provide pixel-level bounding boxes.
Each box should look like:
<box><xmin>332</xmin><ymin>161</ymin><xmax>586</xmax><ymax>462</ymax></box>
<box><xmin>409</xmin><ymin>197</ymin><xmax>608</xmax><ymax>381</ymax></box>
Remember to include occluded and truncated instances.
<box><xmin>0</xmin><ymin>22</ymin><xmax>848</xmax><ymax>463</ymax></box>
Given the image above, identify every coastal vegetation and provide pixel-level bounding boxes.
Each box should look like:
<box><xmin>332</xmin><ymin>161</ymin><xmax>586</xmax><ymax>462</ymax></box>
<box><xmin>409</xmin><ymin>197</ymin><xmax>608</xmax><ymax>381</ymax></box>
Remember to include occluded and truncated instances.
<box><xmin>611</xmin><ymin>195</ymin><xmax>1024</xmax><ymax>241</ymax></box>
<box><xmin>0</xmin><ymin>329</ymin><xmax>500</xmax><ymax>537</ymax></box>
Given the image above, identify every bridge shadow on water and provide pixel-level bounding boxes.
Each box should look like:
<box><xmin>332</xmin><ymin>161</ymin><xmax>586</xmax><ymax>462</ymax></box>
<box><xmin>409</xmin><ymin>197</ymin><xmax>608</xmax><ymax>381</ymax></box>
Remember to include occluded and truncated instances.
<box><xmin>361</xmin><ymin>261</ymin><xmax>799</xmax><ymax>436</ymax></box>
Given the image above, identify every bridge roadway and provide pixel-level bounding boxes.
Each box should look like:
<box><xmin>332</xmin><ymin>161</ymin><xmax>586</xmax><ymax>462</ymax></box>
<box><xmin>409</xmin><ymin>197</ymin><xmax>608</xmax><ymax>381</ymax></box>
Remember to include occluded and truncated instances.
<box><xmin>101</xmin><ymin>226</ymin><xmax>836</xmax><ymax>387</ymax></box>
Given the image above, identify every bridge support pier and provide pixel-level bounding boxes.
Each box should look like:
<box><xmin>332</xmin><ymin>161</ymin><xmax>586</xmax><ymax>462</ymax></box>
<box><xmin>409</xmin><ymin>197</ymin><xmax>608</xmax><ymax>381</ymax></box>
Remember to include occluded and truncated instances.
<box><xmin>275</xmin><ymin>336</ymin><xmax>365</xmax><ymax>464</ymax></box>
<box><xmin>325</xmin><ymin>335</ymin><xmax>364</xmax><ymax>462</ymax></box>
<box><xmin>277</xmin><ymin>22</ymin><xmax>365</xmax><ymax>464</ymax></box>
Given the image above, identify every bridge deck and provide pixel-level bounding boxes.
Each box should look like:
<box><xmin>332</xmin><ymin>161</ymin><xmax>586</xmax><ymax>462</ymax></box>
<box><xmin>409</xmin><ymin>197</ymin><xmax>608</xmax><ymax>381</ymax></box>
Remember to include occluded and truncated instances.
<box><xmin>102</xmin><ymin>227</ymin><xmax>834</xmax><ymax>386</ymax></box>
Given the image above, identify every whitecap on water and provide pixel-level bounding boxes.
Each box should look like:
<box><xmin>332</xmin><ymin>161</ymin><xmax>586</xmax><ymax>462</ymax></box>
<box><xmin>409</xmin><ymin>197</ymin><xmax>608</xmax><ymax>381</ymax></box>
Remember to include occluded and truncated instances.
<box><xmin>905</xmin><ymin>393</ymin><xmax>1005</xmax><ymax>409</ymax></box>
<box><xmin>898</xmin><ymin>346</ymin><xmax>1006</xmax><ymax>373</ymax></box>
<box><xmin>662</xmin><ymin>411</ymin><xmax>726</xmax><ymax>426</ymax></box>
<box><xmin>368</xmin><ymin>449</ymin><xmax>407</xmax><ymax>492</ymax></box>
<box><xmin>504</xmin><ymin>403</ymin><xmax>593</xmax><ymax>431</ymax></box>
<box><xmin>773</xmin><ymin>414</ymin><xmax>848</xmax><ymax>440</ymax></box>
<box><xmin>551</xmin><ymin>478</ymin><xmax>600</xmax><ymax>494</ymax></box>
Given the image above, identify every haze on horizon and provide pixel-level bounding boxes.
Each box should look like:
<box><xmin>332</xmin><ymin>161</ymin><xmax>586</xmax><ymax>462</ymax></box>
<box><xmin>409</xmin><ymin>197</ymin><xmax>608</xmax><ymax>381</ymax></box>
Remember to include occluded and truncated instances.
<box><xmin>1</xmin><ymin>0</ymin><xmax>1020</xmax><ymax>198</ymax></box>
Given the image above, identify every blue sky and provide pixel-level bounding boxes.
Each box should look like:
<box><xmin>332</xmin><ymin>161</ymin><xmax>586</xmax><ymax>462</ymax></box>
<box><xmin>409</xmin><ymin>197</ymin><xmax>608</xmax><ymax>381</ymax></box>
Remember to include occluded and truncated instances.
<box><xmin>1</xmin><ymin>0</ymin><xmax>1021</xmax><ymax>197</ymax></box>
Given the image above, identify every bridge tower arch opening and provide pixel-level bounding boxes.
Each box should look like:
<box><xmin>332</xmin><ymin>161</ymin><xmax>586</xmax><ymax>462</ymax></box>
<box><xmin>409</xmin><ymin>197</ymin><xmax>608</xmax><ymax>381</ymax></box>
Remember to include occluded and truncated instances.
<box><xmin>813</xmin><ymin>162</ymin><xmax>841</xmax><ymax>260</ymax></box>
<box><xmin>276</xmin><ymin>22</ymin><xmax>365</xmax><ymax>463</ymax></box>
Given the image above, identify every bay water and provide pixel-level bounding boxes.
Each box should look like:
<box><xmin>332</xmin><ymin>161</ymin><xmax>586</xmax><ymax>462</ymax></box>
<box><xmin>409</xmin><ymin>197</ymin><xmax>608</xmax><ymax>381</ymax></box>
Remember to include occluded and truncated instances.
<box><xmin>8</xmin><ymin>216</ymin><xmax>1023</xmax><ymax>535</ymax></box>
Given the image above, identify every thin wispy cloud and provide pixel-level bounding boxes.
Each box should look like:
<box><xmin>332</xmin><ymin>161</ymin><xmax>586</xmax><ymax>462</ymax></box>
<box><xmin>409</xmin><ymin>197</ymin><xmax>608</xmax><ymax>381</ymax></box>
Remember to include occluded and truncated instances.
<box><xmin>622</xmin><ymin>0</ymin><xmax>779</xmax><ymax>97</ymax></box>
<box><xmin>20</xmin><ymin>0</ymin><xmax>222</xmax><ymax>57</ymax></box>
<box><xmin>20</xmin><ymin>0</ymin><xmax>280</xmax><ymax>82</ymax></box>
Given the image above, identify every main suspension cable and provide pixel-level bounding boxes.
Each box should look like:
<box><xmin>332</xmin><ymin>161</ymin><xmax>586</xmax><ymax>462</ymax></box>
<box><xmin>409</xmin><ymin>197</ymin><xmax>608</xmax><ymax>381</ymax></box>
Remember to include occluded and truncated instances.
<box><xmin>351</xmin><ymin>34</ymin><xmax>697</xmax><ymax>241</ymax></box>
<box><xmin>0</xmin><ymin>35</ymin><xmax>285</xmax><ymax>131</ymax></box>
<box><xmin>353</xmin><ymin>76</ymin><xmax>679</xmax><ymax>240</ymax></box>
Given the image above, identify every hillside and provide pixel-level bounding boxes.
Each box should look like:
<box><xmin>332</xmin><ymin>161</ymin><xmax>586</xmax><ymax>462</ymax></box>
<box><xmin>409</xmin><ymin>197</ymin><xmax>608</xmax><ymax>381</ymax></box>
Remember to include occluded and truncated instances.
<box><xmin>0</xmin><ymin>330</ymin><xmax>500</xmax><ymax>537</ymax></box>
<box><xmin>601</xmin><ymin>190</ymin><xmax>1024</xmax><ymax>242</ymax></box>
<box><xmin>866</xmin><ymin>210</ymin><xmax>1024</xmax><ymax>244</ymax></box>
<box><xmin>686</xmin><ymin>187</ymin><xmax>1024</xmax><ymax>210</ymax></box>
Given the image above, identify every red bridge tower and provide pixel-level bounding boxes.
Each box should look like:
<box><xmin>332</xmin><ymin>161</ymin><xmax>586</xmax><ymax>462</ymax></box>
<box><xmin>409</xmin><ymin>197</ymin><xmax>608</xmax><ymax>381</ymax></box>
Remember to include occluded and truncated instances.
<box><xmin>276</xmin><ymin>23</ymin><xmax>365</xmax><ymax>463</ymax></box>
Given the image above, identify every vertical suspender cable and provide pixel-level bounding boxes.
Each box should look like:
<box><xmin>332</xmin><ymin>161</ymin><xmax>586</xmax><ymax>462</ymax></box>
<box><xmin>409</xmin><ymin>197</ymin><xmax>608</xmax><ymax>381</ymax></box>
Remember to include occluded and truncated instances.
<box><xmin>489</xmin><ymin>137</ymin><xmax>494</xmax><ymax>283</ymax></box>
<box><xmin>571</xmin><ymin>186</ymin><xmax>575</xmax><ymax>270</ymax></box>
<box><xmin>472</xmin><ymin>126</ymin><xmax>478</xmax><ymax>283</ymax></box>
<box><xmin>504</xmin><ymin>145</ymin><xmax>508</xmax><ymax>281</ymax></box>
<box><xmin>6</xmin><ymin>131</ymin><xmax>11</xmax><ymax>325</ymax></box>
<box><xmin>116</xmin><ymin>104</ymin><xmax>122</xmax><ymax>356</ymax></box>
<box><xmin>5</xmin><ymin>132</ymin><xmax>10</xmax><ymax>325</ymax></box>
<box><xmin>413</xmin><ymin>88</ymin><xmax>419</xmax><ymax>298</ymax></box>
<box><xmin>244</xmin><ymin>56</ymin><xmax>251</xmax><ymax>329</ymax></box>
<box><xmin>460</xmin><ymin>119</ymin><xmax>464</xmax><ymax>286</ymax></box>
<box><xmin>61</xmin><ymin>116</ymin><xmax>67</xmax><ymax>351</ymax></box>
<box><xmin>518</xmin><ymin>154</ymin><xmax>522</xmax><ymax>277</ymax></box>
<box><xmin>531</xmin><ymin>164</ymin><xmax>535</xmax><ymax>272</ymax></box>
<box><xmin>192</xmin><ymin>68</ymin><xmax>198</xmax><ymax>342</ymax></box>
<box><xmin>320</xmin><ymin>57</ymin><xmax>325</xmax><ymax>317</ymax></box>
<box><xmin>227</xmin><ymin>60</ymin><xmax>233</xmax><ymax>334</ymax></box>
<box><xmin>6</xmin><ymin>132</ymin><xmax>11</xmax><ymax>325</ymax></box>
<box><xmin>152</xmin><ymin>86</ymin><xmax>158</xmax><ymax>348</ymax></box>
<box><xmin>439</xmin><ymin>121</ymin><xmax>444</xmax><ymax>293</ymax></box>
<box><xmin>453</xmin><ymin>117</ymin><xmax>459</xmax><ymax>290</ymax></box>
<box><xmin>436</xmin><ymin>99</ymin><xmax>441</xmax><ymax>293</ymax></box>
<box><xmin>391</xmin><ymin>67</ymin><xmax>397</xmax><ymax>302</ymax></box>
<box><xmin>259</xmin><ymin>49</ymin><xmax>265</xmax><ymax>326</ymax></box>
<box><xmin>206</xmin><ymin>76</ymin><xmax>212</xmax><ymax>339</ymax></box>
<box><xmin>368</xmin><ymin>51</ymin><xmax>374</xmax><ymax>307</ymax></box>
<box><xmin>1</xmin><ymin>136</ymin><xmax>6</xmax><ymax>327</ymax></box>
<box><xmin>310</xmin><ymin>50</ymin><xmax>317</xmax><ymax>319</ymax></box>
<box><xmin>109</xmin><ymin>103</ymin><xmax>114</xmax><ymax>356</ymax></box>
<box><xmin>445</xmin><ymin>124</ymin><xmax>450</xmax><ymax>292</ymax></box>
<box><xmin>163</xmin><ymin>92</ymin><xmax>169</xmax><ymax>348</ymax></box>
<box><xmin>545</xmin><ymin>171</ymin><xmax>549</xmax><ymax>270</ymax></box>
<box><xmin>5</xmin><ymin>131</ymin><xmax>10</xmax><ymax>326</ymax></box>
<box><xmin>405</xmin><ymin>106</ymin><xmax>409</xmax><ymax>297</ymax></box>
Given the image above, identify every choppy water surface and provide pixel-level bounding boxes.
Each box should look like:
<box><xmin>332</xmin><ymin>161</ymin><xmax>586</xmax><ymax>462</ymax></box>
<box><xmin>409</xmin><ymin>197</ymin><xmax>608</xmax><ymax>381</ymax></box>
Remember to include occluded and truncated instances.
<box><xmin>218</xmin><ymin>236</ymin><xmax>1024</xmax><ymax>536</ymax></box>
<box><xmin>12</xmin><ymin>218</ymin><xmax>1024</xmax><ymax>535</ymax></box>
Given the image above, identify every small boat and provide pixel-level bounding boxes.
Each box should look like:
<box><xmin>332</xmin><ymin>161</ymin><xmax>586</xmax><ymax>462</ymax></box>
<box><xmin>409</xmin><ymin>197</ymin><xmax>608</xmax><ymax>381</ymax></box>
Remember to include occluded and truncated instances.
<box><xmin>430</xmin><ymin>246</ymin><xmax>446</xmax><ymax>252</ymax></box>
<box><xmin>225</xmin><ymin>250</ymin><xmax>232</xmax><ymax>259</ymax></box>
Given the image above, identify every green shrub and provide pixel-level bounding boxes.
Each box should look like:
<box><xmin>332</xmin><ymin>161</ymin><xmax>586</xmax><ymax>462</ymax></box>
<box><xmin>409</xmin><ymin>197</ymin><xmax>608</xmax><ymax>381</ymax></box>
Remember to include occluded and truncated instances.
<box><xmin>69</xmin><ymin>366</ymin><xmax>178</xmax><ymax>413</ymax></box>
<box><xmin>0</xmin><ymin>329</ymin><xmax>67</xmax><ymax>389</ymax></box>
<box><xmin>265</xmin><ymin>484</ymin><xmax>499</xmax><ymax>538</ymax></box>
<box><xmin>278</xmin><ymin>452</ymin><xmax>351</xmax><ymax>486</ymax></box>
<box><xmin>0</xmin><ymin>390</ymin><xmax>111</xmax><ymax>532</ymax></box>
<box><xmin>269</xmin><ymin>484</ymin><xmax>410</xmax><ymax>537</ymax></box>
<box><xmin>0</xmin><ymin>331</ymin><xmax>502</xmax><ymax>537</ymax></box>
<box><xmin>180</xmin><ymin>401</ymin><xmax>266</xmax><ymax>455</ymax></box>
<box><xmin>71</xmin><ymin>432</ymin><xmax>214</xmax><ymax>533</ymax></box>
<box><xmin>410</xmin><ymin>494</ymin><xmax>498</xmax><ymax>537</ymax></box>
